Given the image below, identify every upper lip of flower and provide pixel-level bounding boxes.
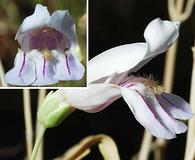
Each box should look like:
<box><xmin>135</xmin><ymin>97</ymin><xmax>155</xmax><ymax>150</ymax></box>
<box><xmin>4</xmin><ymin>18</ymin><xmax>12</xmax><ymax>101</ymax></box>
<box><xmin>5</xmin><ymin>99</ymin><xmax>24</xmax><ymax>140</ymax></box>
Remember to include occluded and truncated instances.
<box><xmin>88</xmin><ymin>18</ymin><xmax>180</xmax><ymax>84</ymax></box>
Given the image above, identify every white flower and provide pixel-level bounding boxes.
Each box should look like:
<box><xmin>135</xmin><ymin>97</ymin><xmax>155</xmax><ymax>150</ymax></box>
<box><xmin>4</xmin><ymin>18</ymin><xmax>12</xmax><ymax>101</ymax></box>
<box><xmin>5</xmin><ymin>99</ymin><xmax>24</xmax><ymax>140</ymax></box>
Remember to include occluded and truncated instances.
<box><xmin>5</xmin><ymin>4</ymin><xmax>85</xmax><ymax>86</ymax></box>
<box><xmin>84</xmin><ymin>18</ymin><xmax>192</xmax><ymax>139</ymax></box>
<box><xmin>39</xmin><ymin>18</ymin><xmax>193</xmax><ymax>139</ymax></box>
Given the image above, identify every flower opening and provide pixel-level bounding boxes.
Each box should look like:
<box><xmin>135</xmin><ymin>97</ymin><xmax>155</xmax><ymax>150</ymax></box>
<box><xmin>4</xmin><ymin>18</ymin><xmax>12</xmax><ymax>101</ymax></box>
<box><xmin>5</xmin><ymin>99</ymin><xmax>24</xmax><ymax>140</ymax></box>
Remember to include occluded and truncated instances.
<box><xmin>28</xmin><ymin>27</ymin><xmax>66</xmax><ymax>51</ymax></box>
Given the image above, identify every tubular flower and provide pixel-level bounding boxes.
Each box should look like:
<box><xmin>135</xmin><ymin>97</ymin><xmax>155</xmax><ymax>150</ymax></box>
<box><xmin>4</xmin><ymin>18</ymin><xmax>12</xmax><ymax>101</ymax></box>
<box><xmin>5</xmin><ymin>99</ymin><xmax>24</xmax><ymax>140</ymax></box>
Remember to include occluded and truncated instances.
<box><xmin>5</xmin><ymin>4</ymin><xmax>85</xmax><ymax>86</ymax></box>
<box><xmin>39</xmin><ymin>18</ymin><xmax>193</xmax><ymax>139</ymax></box>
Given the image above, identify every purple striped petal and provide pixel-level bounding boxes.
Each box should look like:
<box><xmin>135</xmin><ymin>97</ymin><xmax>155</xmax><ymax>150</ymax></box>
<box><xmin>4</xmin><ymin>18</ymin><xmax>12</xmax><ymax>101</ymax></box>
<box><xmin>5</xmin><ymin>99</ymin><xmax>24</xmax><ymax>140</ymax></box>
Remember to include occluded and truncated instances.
<box><xmin>5</xmin><ymin>50</ymin><xmax>36</xmax><ymax>86</ymax></box>
<box><xmin>31</xmin><ymin>50</ymin><xmax>58</xmax><ymax>86</ymax></box>
<box><xmin>147</xmin><ymin>95</ymin><xmax>187</xmax><ymax>134</ymax></box>
<box><xmin>121</xmin><ymin>88</ymin><xmax>176</xmax><ymax>139</ymax></box>
<box><xmin>53</xmin><ymin>51</ymin><xmax>85</xmax><ymax>81</ymax></box>
<box><xmin>159</xmin><ymin>93</ymin><xmax>193</xmax><ymax>120</ymax></box>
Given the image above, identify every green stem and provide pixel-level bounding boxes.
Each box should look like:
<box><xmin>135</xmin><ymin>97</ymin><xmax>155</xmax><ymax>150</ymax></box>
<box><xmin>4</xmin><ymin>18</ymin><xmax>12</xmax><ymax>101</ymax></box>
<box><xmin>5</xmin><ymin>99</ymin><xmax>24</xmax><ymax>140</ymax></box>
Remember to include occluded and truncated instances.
<box><xmin>30</xmin><ymin>125</ymin><xmax>46</xmax><ymax>160</ymax></box>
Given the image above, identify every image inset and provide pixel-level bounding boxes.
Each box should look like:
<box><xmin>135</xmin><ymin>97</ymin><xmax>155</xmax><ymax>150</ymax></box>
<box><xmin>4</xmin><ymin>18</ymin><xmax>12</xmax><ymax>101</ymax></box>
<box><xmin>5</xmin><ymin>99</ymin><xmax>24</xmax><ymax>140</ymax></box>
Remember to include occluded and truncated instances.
<box><xmin>0</xmin><ymin>1</ymin><xmax>86</xmax><ymax>87</ymax></box>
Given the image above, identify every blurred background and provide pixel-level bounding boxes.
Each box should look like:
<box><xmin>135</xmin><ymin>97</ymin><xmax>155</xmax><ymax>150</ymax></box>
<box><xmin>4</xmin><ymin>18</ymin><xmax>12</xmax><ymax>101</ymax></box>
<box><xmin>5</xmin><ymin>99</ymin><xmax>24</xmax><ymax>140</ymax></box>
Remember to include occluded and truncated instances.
<box><xmin>0</xmin><ymin>0</ymin><xmax>86</xmax><ymax>87</ymax></box>
<box><xmin>0</xmin><ymin>0</ymin><xmax>195</xmax><ymax>160</ymax></box>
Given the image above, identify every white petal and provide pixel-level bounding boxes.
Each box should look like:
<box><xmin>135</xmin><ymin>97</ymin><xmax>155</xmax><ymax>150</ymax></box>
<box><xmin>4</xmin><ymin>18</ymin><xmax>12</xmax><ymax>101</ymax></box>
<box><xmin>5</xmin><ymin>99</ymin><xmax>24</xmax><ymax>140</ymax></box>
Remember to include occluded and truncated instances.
<box><xmin>56</xmin><ymin>84</ymin><xmax>121</xmax><ymax>113</ymax></box>
<box><xmin>89</xmin><ymin>18</ymin><xmax>179</xmax><ymax>84</ymax></box>
<box><xmin>5</xmin><ymin>50</ymin><xmax>36</xmax><ymax>86</ymax></box>
<box><xmin>89</xmin><ymin>43</ymin><xmax>148</xmax><ymax>83</ymax></box>
<box><xmin>53</xmin><ymin>51</ymin><xmax>85</xmax><ymax>81</ymax></box>
<box><xmin>121</xmin><ymin>88</ymin><xmax>176</xmax><ymax>139</ymax></box>
<box><xmin>158</xmin><ymin>93</ymin><xmax>193</xmax><ymax>120</ymax></box>
<box><xmin>144</xmin><ymin>18</ymin><xmax>179</xmax><ymax>54</ymax></box>
<box><xmin>15</xmin><ymin>4</ymin><xmax>50</xmax><ymax>40</ymax></box>
<box><xmin>30</xmin><ymin>50</ymin><xmax>58</xmax><ymax>86</ymax></box>
<box><xmin>49</xmin><ymin>10</ymin><xmax>77</xmax><ymax>51</ymax></box>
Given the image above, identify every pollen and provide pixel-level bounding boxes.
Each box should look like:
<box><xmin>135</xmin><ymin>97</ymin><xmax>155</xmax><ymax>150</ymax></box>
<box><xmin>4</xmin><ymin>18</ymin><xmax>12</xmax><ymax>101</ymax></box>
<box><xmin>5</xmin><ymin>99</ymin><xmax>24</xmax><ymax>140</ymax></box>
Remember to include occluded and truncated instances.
<box><xmin>42</xmin><ymin>50</ymin><xmax>53</xmax><ymax>61</ymax></box>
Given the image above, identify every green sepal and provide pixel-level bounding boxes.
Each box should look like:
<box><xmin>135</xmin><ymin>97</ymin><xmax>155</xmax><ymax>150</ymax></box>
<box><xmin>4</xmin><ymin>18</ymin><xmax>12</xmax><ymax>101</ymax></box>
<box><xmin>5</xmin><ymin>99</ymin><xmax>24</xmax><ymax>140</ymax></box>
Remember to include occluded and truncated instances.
<box><xmin>38</xmin><ymin>92</ymin><xmax>73</xmax><ymax>128</ymax></box>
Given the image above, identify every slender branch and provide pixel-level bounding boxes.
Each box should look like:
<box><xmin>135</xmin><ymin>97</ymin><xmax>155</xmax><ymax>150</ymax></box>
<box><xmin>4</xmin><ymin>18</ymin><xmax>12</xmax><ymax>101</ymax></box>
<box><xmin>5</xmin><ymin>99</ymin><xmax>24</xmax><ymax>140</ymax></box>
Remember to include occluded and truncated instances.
<box><xmin>23</xmin><ymin>89</ymin><xmax>33</xmax><ymax>159</ymax></box>
<box><xmin>168</xmin><ymin>0</ymin><xmax>195</xmax><ymax>21</ymax></box>
<box><xmin>188</xmin><ymin>138</ymin><xmax>195</xmax><ymax>160</ymax></box>
<box><xmin>153</xmin><ymin>0</ymin><xmax>195</xmax><ymax>159</ymax></box>
<box><xmin>0</xmin><ymin>59</ymin><xmax>7</xmax><ymax>87</ymax></box>
<box><xmin>138</xmin><ymin>131</ymin><xmax>153</xmax><ymax>160</ymax></box>
<box><xmin>55</xmin><ymin>134</ymin><xmax>120</xmax><ymax>160</ymax></box>
<box><xmin>168</xmin><ymin>0</ymin><xmax>178</xmax><ymax>20</ymax></box>
<box><xmin>30</xmin><ymin>125</ymin><xmax>46</xmax><ymax>160</ymax></box>
<box><xmin>184</xmin><ymin>44</ymin><xmax>195</xmax><ymax>160</ymax></box>
<box><xmin>176</xmin><ymin>0</ymin><xmax>184</xmax><ymax>13</ymax></box>
<box><xmin>35</xmin><ymin>89</ymin><xmax>47</xmax><ymax>160</ymax></box>
<box><xmin>163</xmin><ymin>41</ymin><xmax>178</xmax><ymax>92</ymax></box>
<box><xmin>176</xmin><ymin>0</ymin><xmax>195</xmax><ymax>22</ymax></box>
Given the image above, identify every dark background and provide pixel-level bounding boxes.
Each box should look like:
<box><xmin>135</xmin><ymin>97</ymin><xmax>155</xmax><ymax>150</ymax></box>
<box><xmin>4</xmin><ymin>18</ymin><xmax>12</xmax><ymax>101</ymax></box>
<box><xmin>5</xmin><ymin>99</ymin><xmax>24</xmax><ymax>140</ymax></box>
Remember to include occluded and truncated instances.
<box><xmin>0</xmin><ymin>0</ymin><xmax>195</xmax><ymax>160</ymax></box>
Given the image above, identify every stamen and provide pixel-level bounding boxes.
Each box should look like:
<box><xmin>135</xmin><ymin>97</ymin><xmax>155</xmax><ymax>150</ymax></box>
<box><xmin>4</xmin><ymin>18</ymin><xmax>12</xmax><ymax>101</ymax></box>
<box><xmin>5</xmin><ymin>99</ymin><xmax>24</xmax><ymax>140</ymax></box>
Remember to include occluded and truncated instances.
<box><xmin>43</xmin><ymin>50</ymin><xmax>53</xmax><ymax>61</ymax></box>
<box><xmin>65</xmin><ymin>54</ymin><xmax>71</xmax><ymax>75</ymax></box>
<box><xmin>143</xmin><ymin>78</ymin><xmax>164</xmax><ymax>94</ymax></box>
<box><xmin>18</xmin><ymin>51</ymin><xmax>26</xmax><ymax>77</ymax></box>
<box><xmin>134</xmin><ymin>75</ymin><xmax>164</xmax><ymax>94</ymax></box>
